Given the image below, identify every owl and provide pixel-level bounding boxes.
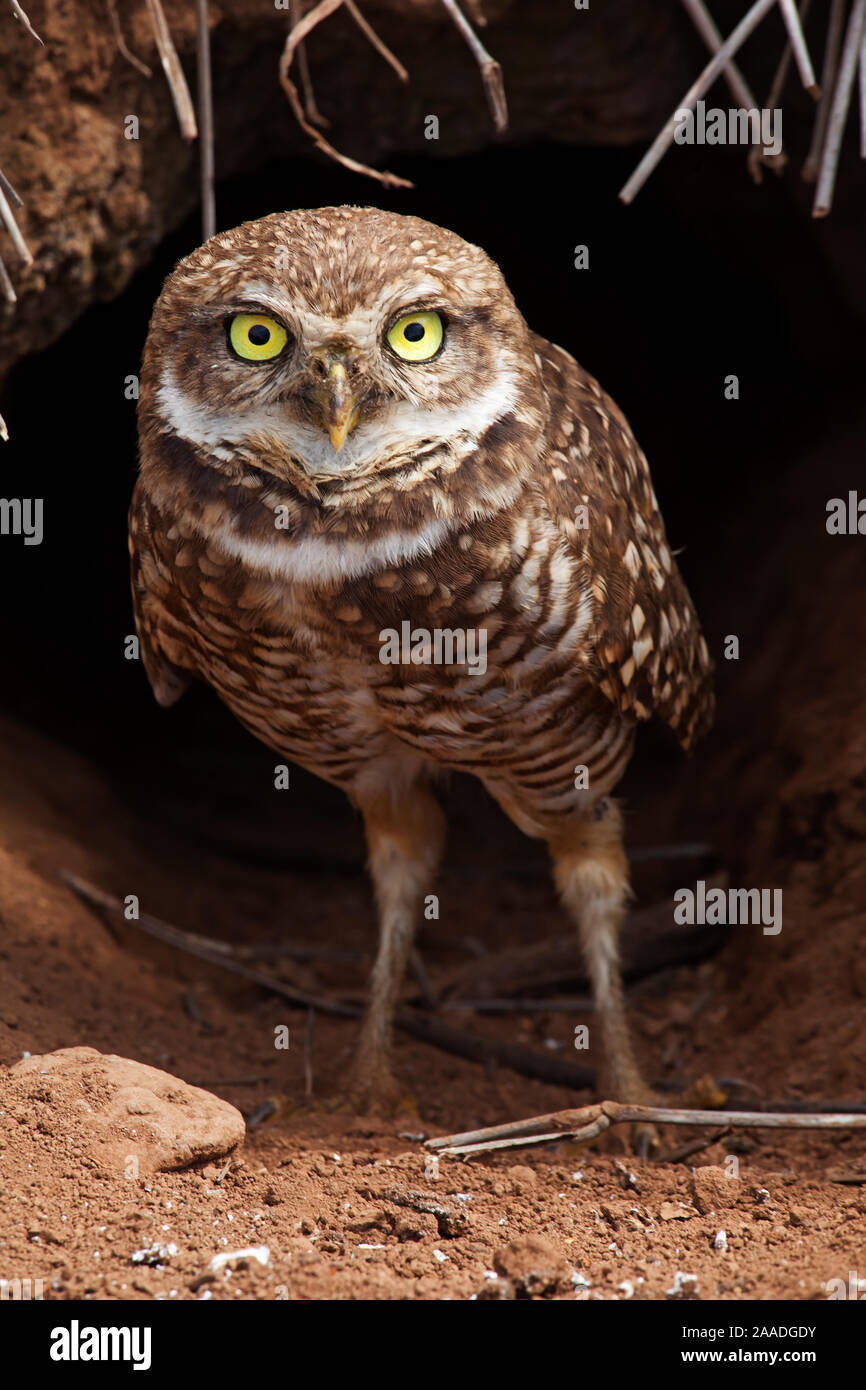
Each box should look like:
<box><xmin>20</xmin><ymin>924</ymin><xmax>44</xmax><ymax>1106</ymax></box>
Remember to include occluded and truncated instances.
<box><xmin>130</xmin><ymin>206</ymin><xmax>713</xmax><ymax>1118</ymax></box>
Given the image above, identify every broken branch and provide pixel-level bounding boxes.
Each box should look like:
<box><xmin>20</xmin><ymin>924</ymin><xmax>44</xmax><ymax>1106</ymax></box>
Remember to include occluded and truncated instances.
<box><xmin>9</xmin><ymin>0</ymin><xmax>43</xmax><ymax>44</ymax></box>
<box><xmin>803</xmin><ymin>0</ymin><xmax>845</xmax><ymax>181</ymax></box>
<box><xmin>620</xmin><ymin>0</ymin><xmax>779</xmax><ymax>204</ymax></box>
<box><xmin>440</xmin><ymin>0</ymin><xmax>507</xmax><ymax>132</ymax></box>
<box><xmin>279</xmin><ymin>0</ymin><xmax>413</xmax><ymax>189</ymax></box>
<box><xmin>61</xmin><ymin>870</ymin><xmax>598</xmax><ymax>1091</ymax></box>
<box><xmin>813</xmin><ymin>0</ymin><xmax>866</xmax><ymax>215</ymax></box>
<box><xmin>427</xmin><ymin>1100</ymin><xmax>866</xmax><ymax>1157</ymax></box>
<box><xmin>776</xmin><ymin>0</ymin><xmax>819</xmax><ymax>96</ymax></box>
<box><xmin>679</xmin><ymin>0</ymin><xmax>761</xmax><ymax>109</ymax></box>
<box><xmin>145</xmin><ymin>0</ymin><xmax>198</xmax><ymax>140</ymax></box>
<box><xmin>106</xmin><ymin>0</ymin><xmax>152</xmax><ymax>78</ymax></box>
<box><xmin>196</xmin><ymin>0</ymin><xmax>216</xmax><ymax>240</ymax></box>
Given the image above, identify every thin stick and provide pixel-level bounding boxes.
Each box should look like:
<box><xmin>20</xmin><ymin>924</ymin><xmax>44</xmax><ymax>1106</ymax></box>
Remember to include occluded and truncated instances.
<box><xmin>747</xmin><ymin>0</ymin><xmax>813</xmax><ymax>179</ymax></box>
<box><xmin>656</xmin><ymin>1125</ymin><xmax>732</xmax><ymax>1164</ymax></box>
<box><xmin>0</xmin><ymin>254</ymin><xmax>16</xmax><ymax>305</ymax></box>
<box><xmin>427</xmin><ymin>1100</ymin><xmax>866</xmax><ymax>1157</ymax></box>
<box><xmin>860</xmin><ymin>26</ymin><xmax>866</xmax><ymax>156</ymax></box>
<box><xmin>231</xmin><ymin>940</ymin><xmax>364</xmax><ymax>963</ymax></box>
<box><xmin>814</xmin><ymin>0</ymin><xmax>866</xmax><ymax>215</ymax></box>
<box><xmin>679</xmin><ymin>0</ymin><xmax>761</xmax><ymax>108</ymax></box>
<box><xmin>803</xmin><ymin>0</ymin><xmax>846</xmax><ymax>180</ymax></box>
<box><xmin>0</xmin><ymin>185</ymin><xmax>32</xmax><ymax>265</ymax></box>
<box><xmin>440</xmin><ymin>0</ymin><xmax>507</xmax><ymax>132</ymax></box>
<box><xmin>0</xmin><ymin>166</ymin><xmax>23</xmax><ymax>210</ymax></box>
<box><xmin>290</xmin><ymin>0</ymin><xmax>329</xmax><ymax>126</ymax></box>
<box><xmin>145</xmin><ymin>0</ymin><xmax>198</xmax><ymax>140</ymax></box>
<box><xmin>60</xmin><ymin>870</ymin><xmax>358</xmax><ymax>1019</ymax></box>
<box><xmin>106</xmin><ymin>0</ymin><xmax>152</xmax><ymax>78</ymax></box>
<box><xmin>764</xmin><ymin>0</ymin><xmax>810</xmax><ymax>110</ymax></box>
<box><xmin>344</xmin><ymin>0</ymin><xmax>408</xmax><ymax>82</ymax></box>
<box><xmin>441</xmin><ymin>997</ymin><xmax>594</xmax><ymax>1014</ymax></box>
<box><xmin>620</xmin><ymin>0</ymin><xmax>779</xmax><ymax>205</ymax></box>
<box><xmin>279</xmin><ymin>0</ymin><xmax>412</xmax><ymax>188</ymax></box>
<box><xmin>9</xmin><ymin>0</ymin><xmax>43</xmax><ymax>44</ymax></box>
<box><xmin>776</xmin><ymin>0</ymin><xmax>820</xmax><ymax>95</ymax></box>
<box><xmin>410</xmin><ymin>946</ymin><xmax>439</xmax><ymax>1008</ymax></box>
<box><xmin>60</xmin><ymin>869</ymin><xmax>599</xmax><ymax>1090</ymax></box>
<box><xmin>196</xmin><ymin>0</ymin><xmax>216</xmax><ymax>240</ymax></box>
<box><xmin>303</xmin><ymin>1006</ymin><xmax>315</xmax><ymax>1099</ymax></box>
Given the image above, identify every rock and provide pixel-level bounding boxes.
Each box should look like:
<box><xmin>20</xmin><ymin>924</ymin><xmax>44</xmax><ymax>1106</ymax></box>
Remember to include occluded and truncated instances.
<box><xmin>394</xmin><ymin>1211</ymin><xmax>440</xmax><ymax>1242</ymax></box>
<box><xmin>10</xmin><ymin>1047</ymin><xmax>244</xmax><ymax>1175</ymax></box>
<box><xmin>666</xmin><ymin>1270</ymin><xmax>699</xmax><ymax>1300</ymax></box>
<box><xmin>507</xmin><ymin>1164</ymin><xmax>537</xmax><ymax>1191</ymax></box>
<box><xmin>659</xmin><ymin>1200</ymin><xmax>694</xmax><ymax>1221</ymax></box>
<box><xmin>689</xmin><ymin>1165</ymin><xmax>737</xmax><ymax>1215</ymax></box>
<box><xmin>493</xmin><ymin>1234</ymin><xmax>570</xmax><ymax>1298</ymax></box>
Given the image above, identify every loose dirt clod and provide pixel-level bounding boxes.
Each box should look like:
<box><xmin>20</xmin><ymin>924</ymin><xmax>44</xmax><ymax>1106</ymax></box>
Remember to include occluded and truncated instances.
<box><xmin>8</xmin><ymin>1047</ymin><xmax>245</xmax><ymax>1175</ymax></box>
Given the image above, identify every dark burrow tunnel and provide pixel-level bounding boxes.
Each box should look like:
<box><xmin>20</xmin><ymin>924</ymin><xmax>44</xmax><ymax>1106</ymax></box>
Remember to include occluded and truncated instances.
<box><xmin>1</xmin><ymin>134</ymin><xmax>864</xmax><ymax>1120</ymax></box>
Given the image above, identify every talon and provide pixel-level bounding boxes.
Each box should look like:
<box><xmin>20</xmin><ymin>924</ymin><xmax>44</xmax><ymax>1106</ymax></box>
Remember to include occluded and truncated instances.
<box><xmin>634</xmin><ymin>1123</ymin><xmax>659</xmax><ymax>1161</ymax></box>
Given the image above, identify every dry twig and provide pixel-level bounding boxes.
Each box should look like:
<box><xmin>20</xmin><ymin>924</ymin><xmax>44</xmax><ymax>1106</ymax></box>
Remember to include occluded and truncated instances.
<box><xmin>813</xmin><ymin>0</ymin><xmax>866</xmax><ymax>215</ymax></box>
<box><xmin>0</xmin><ymin>255</ymin><xmax>16</xmax><ymax>305</ymax></box>
<box><xmin>776</xmin><ymin>0</ymin><xmax>819</xmax><ymax>95</ymax></box>
<box><xmin>440</xmin><ymin>0</ymin><xmax>507</xmax><ymax>132</ymax></box>
<box><xmin>145</xmin><ymin>0</ymin><xmax>198</xmax><ymax>140</ymax></box>
<box><xmin>9</xmin><ymin>0</ymin><xmax>42</xmax><ymax>44</ymax></box>
<box><xmin>439</xmin><ymin>884</ymin><xmax>727</xmax><ymax>1002</ymax></box>
<box><xmin>196</xmin><ymin>0</ymin><xmax>216</xmax><ymax>240</ymax></box>
<box><xmin>622</xmin><ymin>0</ymin><xmax>788</xmax><ymax>204</ymax></box>
<box><xmin>0</xmin><ymin>184</ymin><xmax>32</xmax><ymax>265</ymax></box>
<box><xmin>656</xmin><ymin>1125</ymin><xmax>732</xmax><ymax>1164</ymax></box>
<box><xmin>746</xmin><ymin>0</ymin><xmax>813</xmax><ymax>180</ymax></box>
<box><xmin>290</xmin><ymin>0</ymin><xmax>328</xmax><ymax>126</ymax></box>
<box><xmin>803</xmin><ymin>0</ymin><xmax>846</xmax><ymax>180</ymax></box>
<box><xmin>303</xmin><ymin>1006</ymin><xmax>315</xmax><ymax>1099</ymax></box>
<box><xmin>106</xmin><ymin>0</ymin><xmax>152</xmax><ymax>78</ymax></box>
<box><xmin>60</xmin><ymin>870</ymin><xmax>357</xmax><ymax>1019</ymax></box>
<box><xmin>0</xmin><ymin>166</ymin><xmax>23</xmax><ymax>209</ymax></box>
<box><xmin>279</xmin><ymin>0</ymin><xmax>412</xmax><ymax>188</ymax></box>
<box><xmin>427</xmin><ymin>1101</ymin><xmax>866</xmax><ymax>1157</ymax></box>
<box><xmin>61</xmin><ymin>869</ymin><xmax>599</xmax><ymax>1090</ymax></box>
<box><xmin>680</xmin><ymin>0</ymin><xmax>761</xmax><ymax>109</ymax></box>
<box><xmin>344</xmin><ymin>0</ymin><xmax>408</xmax><ymax>82</ymax></box>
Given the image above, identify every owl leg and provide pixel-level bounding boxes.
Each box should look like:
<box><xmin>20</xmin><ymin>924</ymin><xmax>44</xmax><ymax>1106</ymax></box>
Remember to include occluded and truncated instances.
<box><xmin>548</xmin><ymin>798</ymin><xmax>655</xmax><ymax>1109</ymax></box>
<box><xmin>350</xmin><ymin>774</ymin><xmax>446</xmax><ymax>1111</ymax></box>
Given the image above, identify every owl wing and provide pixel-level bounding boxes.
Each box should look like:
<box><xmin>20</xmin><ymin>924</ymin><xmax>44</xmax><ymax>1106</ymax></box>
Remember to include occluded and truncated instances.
<box><xmin>128</xmin><ymin>480</ymin><xmax>194</xmax><ymax>707</ymax></box>
<box><xmin>533</xmin><ymin>336</ymin><xmax>714</xmax><ymax>752</ymax></box>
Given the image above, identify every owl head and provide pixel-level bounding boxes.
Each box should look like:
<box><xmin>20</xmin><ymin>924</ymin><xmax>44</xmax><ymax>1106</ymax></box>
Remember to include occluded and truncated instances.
<box><xmin>139</xmin><ymin>207</ymin><xmax>545</xmax><ymax>492</ymax></box>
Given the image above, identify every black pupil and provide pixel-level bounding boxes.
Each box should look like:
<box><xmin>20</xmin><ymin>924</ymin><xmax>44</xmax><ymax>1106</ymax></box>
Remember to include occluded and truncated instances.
<box><xmin>248</xmin><ymin>323</ymin><xmax>270</xmax><ymax>345</ymax></box>
<box><xmin>404</xmin><ymin>321</ymin><xmax>425</xmax><ymax>342</ymax></box>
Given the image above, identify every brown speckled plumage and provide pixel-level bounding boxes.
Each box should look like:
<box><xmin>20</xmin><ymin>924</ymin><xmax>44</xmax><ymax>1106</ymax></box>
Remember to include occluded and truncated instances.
<box><xmin>131</xmin><ymin>207</ymin><xmax>713</xmax><ymax>1111</ymax></box>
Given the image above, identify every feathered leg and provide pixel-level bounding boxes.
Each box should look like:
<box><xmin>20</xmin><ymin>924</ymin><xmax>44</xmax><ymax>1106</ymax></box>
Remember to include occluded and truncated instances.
<box><xmin>351</xmin><ymin>771</ymin><xmax>446</xmax><ymax>1109</ymax></box>
<box><xmin>549</xmin><ymin>798</ymin><xmax>655</xmax><ymax>1106</ymax></box>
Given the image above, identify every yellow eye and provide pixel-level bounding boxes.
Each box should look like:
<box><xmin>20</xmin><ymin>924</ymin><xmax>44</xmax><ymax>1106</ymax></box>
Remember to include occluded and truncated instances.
<box><xmin>386</xmin><ymin>310</ymin><xmax>443</xmax><ymax>362</ymax></box>
<box><xmin>229</xmin><ymin>313</ymin><xmax>288</xmax><ymax>362</ymax></box>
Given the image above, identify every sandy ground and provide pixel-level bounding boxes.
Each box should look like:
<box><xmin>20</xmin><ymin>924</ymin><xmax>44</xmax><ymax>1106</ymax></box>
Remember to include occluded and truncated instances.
<box><xmin>1</xmin><ymin>662</ymin><xmax>865</xmax><ymax>1301</ymax></box>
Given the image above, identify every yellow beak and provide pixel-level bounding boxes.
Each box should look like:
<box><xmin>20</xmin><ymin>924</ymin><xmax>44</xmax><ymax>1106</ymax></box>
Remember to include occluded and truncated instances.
<box><xmin>309</xmin><ymin>359</ymin><xmax>361</xmax><ymax>452</ymax></box>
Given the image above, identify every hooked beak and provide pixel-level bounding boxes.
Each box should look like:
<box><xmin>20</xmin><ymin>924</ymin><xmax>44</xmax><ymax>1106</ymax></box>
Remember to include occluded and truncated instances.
<box><xmin>307</xmin><ymin>354</ymin><xmax>363</xmax><ymax>452</ymax></box>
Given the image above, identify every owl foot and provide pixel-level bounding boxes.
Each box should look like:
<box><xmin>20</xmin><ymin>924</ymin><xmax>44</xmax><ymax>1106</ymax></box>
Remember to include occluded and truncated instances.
<box><xmin>600</xmin><ymin>1075</ymin><xmax>664</xmax><ymax>1159</ymax></box>
<box><xmin>344</xmin><ymin>1058</ymin><xmax>418</xmax><ymax>1118</ymax></box>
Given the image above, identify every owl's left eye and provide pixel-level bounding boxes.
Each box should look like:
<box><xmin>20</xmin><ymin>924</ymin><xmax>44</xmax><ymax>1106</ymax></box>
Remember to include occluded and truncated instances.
<box><xmin>386</xmin><ymin>310</ymin><xmax>444</xmax><ymax>362</ymax></box>
<box><xmin>228</xmin><ymin>313</ymin><xmax>289</xmax><ymax>362</ymax></box>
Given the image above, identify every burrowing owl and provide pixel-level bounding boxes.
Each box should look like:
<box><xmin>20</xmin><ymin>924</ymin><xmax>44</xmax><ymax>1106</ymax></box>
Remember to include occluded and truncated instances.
<box><xmin>130</xmin><ymin>207</ymin><xmax>713</xmax><ymax>1112</ymax></box>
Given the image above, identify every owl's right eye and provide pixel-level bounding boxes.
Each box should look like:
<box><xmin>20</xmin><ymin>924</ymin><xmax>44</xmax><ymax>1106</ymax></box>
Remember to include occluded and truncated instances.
<box><xmin>228</xmin><ymin>313</ymin><xmax>289</xmax><ymax>362</ymax></box>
